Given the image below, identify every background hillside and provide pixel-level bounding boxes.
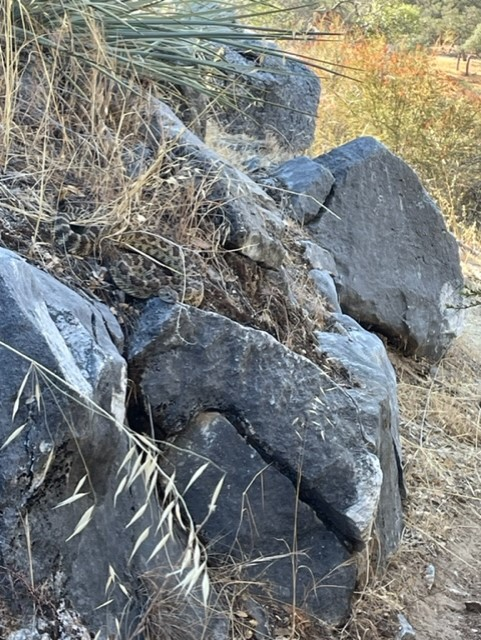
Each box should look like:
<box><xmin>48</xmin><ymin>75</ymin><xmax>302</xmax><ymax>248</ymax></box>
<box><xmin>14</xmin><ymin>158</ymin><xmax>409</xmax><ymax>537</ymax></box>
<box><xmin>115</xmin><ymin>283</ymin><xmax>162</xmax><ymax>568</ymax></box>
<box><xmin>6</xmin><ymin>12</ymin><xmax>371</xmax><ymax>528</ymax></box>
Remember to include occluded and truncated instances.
<box><xmin>269</xmin><ymin>0</ymin><xmax>481</xmax><ymax>49</ymax></box>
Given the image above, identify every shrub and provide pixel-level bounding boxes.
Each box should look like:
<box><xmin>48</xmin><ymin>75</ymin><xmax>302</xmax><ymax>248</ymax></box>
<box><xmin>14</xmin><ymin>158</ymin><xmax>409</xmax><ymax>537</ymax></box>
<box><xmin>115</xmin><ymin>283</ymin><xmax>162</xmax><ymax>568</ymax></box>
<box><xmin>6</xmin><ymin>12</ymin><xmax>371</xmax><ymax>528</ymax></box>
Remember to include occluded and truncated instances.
<box><xmin>291</xmin><ymin>33</ymin><xmax>481</xmax><ymax>230</ymax></box>
<box><xmin>3</xmin><ymin>0</ymin><xmax>337</xmax><ymax>104</ymax></box>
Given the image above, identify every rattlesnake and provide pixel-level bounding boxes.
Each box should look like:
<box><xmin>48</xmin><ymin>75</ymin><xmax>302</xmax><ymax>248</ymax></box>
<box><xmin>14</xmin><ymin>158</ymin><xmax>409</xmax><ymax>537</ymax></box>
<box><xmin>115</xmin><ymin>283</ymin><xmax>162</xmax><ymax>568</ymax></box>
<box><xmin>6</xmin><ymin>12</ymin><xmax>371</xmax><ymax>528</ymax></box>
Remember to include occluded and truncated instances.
<box><xmin>54</xmin><ymin>207</ymin><xmax>204</xmax><ymax>305</ymax></box>
<box><xmin>0</xmin><ymin>180</ymin><xmax>204</xmax><ymax>305</ymax></box>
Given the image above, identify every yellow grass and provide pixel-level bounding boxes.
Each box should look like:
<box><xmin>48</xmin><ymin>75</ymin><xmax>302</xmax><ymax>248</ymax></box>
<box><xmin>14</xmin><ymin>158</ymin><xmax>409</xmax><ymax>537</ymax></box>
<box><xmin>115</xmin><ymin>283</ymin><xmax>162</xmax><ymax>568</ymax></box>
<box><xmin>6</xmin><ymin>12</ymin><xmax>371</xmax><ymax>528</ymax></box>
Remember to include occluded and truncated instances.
<box><xmin>434</xmin><ymin>53</ymin><xmax>481</xmax><ymax>95</ymax></box>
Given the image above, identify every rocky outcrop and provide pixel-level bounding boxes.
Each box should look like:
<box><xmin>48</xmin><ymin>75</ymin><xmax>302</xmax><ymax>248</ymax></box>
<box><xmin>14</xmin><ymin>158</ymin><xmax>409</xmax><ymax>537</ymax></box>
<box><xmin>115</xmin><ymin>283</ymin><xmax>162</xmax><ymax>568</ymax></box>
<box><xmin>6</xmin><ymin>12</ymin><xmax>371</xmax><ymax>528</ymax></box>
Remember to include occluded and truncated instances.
<box><xmin>315</xmin><ymin>313</ymin><xmax>405</xmax><ymax>561</ymax></box>
<box><xmin>0</xmin><ymin>249</ymin><xmax>227</xmax><ymax>639</ymax></box>
<box><xmin>309</xmin><ymin>136</ymin><xmax>464</xmax><ymax>361</ymax></box>
<box><xmin>165</xmin><ymin>412</ymin><xmax>356</xmax><ymax>625</ymax></box>
<box><xmin>213</xmin><ymin>43</ymin><xmax>321</xmax><ymax>152</ymax></box>
<box><xmin>128</xmin><ymin>299</ymin><xmax>404</xmax><ymax>622</ymax></box>
<box><xmin>144</xmin><ymin>99</ymin><xmax>286</xmax><ymax>269</ymax></box>
<box><xmin>0</xmin><ymin>64</ymin><xmax>467</xmax><ymax>636</ymax></box>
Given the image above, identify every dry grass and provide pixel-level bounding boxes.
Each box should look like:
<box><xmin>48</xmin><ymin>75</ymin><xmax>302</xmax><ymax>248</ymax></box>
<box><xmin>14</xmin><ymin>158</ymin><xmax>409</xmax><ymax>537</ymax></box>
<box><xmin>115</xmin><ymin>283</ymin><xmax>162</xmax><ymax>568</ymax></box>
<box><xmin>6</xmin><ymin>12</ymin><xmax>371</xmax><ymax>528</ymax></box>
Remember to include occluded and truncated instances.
<box><xmin>329</xmin><ymin>252</ymin><xmax>481</xmax><ymax>640</ymax></box>
<box><xmin>0</xmin><ymin>35</ymin><xmax>221</xmax><ymax>257</ymax></box>
<box><xmin>0</xmin><ymin>21</ymin><xmax>328</xmax><ymax>356</ymax></box>
<box><xmin>204</xmin><ymin>121</ymin><xmax>294</xmax><ymax>172</ymax></box>
<box><xmin>434</xmin><ymin>54</ymin><xmax>481</xmax><ymax>95</ymax></box>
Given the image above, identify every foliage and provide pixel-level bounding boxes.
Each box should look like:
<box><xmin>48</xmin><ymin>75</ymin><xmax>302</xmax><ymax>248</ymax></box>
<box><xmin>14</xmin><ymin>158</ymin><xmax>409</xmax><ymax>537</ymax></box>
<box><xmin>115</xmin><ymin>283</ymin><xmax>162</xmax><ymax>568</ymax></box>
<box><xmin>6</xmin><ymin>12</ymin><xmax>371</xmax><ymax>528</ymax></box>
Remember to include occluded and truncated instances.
<box><xmin>310</xmin><ymin>0</ymin><xmax>481</xmax><ymax>47</ymax></box>
<box><xmin>243</xmin><ymin>0</ymin><xmax>481</xmax><ymax>49</ymax></box>
<box><xmin>412</xmin><ymin>0</ymin><xmax>481</xmax><ymax>46</ymax></box>
<box><xmin>360</xmin><ymin>0</ymin><xmax>421</xmax><ymax>43</ymax></box>
<box><xmin>309</xmin><ymin>0</ymin><xmax>422</xmax><ymax>43</ymax></box>
<box><xmin>3</xmin><ymin>0</ymin><xmax>335</xmax><ymax>103</ymax></box>
<box><xmin>463</xmin><ymin>23</ymin><xmax>481</xmax><ymax>55</ymax></box>
<box><xmin>291</xmin><ymin>33</ymin><xmax>481</xmax><ymax>228</ymax></box>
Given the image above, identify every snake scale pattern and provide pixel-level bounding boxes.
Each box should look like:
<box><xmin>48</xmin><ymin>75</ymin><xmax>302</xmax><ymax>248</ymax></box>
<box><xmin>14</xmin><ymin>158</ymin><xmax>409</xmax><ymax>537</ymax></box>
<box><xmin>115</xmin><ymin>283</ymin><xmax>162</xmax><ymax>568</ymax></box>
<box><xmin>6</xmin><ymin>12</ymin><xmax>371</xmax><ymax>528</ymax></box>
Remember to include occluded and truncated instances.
<box><xmin>0</xmin><ymin>181</ymin><xmax>204</xmax><ymax>305</ymax></box>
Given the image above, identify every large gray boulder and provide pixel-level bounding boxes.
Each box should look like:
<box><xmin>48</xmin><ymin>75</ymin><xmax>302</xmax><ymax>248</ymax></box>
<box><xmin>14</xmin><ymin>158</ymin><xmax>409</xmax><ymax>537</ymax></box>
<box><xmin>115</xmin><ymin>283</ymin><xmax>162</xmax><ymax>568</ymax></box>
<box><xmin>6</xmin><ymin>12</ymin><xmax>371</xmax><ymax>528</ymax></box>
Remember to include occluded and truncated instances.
<box><xmin>310</xmin><ymin>136</ymin><xmax>464</xmax><ymax>361</ymax></box>
<box><xmin>0</xmin><ymin>249</ymin><xmax>226</xmax><ymax>639</ymax></box>
<box><xmin>316</xmin><ymin>313</ymin><xmax>405</xmax><ymax>561</ymax></box>
<box><xmin>165</xmin><ymin>412</ymin><xmax>355</xmax><ymax>625</ymax></box>
<box><xmin>128</xmin><ymin>299</ymin><xmax>404</xmax><ymax>622</ymax></box>
<box><xmin>213</xmin><ymin>43</ymin><xmax>321</xmax><ymax>153</ymax></box>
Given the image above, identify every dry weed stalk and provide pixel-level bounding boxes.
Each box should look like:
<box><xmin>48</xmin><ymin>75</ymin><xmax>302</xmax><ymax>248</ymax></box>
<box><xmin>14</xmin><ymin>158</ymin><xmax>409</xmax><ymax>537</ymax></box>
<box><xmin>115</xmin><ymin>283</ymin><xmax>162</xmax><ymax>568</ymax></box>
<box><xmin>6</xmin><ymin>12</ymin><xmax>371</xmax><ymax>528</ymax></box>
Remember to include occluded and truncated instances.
<box><xmin>0</xmin><ymin>26</ymin><xmax>233</xmax><ymax>315</ymax></box>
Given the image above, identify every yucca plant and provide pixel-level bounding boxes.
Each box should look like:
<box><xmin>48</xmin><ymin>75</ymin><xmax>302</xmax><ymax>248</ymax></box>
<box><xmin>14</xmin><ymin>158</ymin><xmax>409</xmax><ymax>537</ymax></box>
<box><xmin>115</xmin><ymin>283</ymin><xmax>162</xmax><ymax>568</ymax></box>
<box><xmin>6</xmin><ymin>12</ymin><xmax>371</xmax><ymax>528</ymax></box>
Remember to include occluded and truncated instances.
<box><xmin>3</xmin><ymin>0</ymin><xmax>341</xmax><ymax>102</ymax></box>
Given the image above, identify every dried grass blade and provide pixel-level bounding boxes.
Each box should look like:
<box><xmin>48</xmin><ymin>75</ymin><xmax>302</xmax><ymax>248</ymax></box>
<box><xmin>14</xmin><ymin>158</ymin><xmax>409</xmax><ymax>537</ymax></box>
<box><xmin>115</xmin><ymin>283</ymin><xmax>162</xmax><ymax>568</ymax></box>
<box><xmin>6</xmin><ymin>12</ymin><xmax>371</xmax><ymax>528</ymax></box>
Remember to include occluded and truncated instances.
<box><xmin>66</xmin><ymin>505</ymin><xmax>95</xmax><ymax>541</ymax></box>
<box><xmin>129</xmin><ymin>525</ymin><xmax>150</xmax><ymax>562</ymax></box>
<box><xmin>53</xmin><ymin>492</ymin><xmax>90</xmax><ymax>509</ymax></box>
<box><xmin>12</xmin><ymin>363</ymin><xmax>32</xmax><ymax>420</ymax></box>
<box><xmin>183</xmin><ymin>462</ymin><xmax>209</xmax><ymax>494</ymax></box>
<box><xmin>1</xmin><ymin>422</ymin><xmax>27</xmax><ymax>450</ymax></box>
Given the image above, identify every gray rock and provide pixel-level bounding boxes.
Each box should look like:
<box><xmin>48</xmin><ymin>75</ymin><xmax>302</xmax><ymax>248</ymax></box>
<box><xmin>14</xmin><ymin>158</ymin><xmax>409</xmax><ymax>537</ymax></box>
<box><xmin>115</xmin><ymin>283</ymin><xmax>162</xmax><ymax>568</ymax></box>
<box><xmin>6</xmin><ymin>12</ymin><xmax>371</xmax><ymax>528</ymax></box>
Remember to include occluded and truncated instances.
<box><xmin>243</xmin><ymin>599</ymin><xmax>271</xmax><ymax>639</ymax></box>
<box><xmin>270</xmin><ymin>156</ymin><xmax>335</xmax><ymax>223</ymax></box>
<box><xmin>309</xmin><ymin>269</ymin><xmax>341</xmax><ymax>312</ymax></box>
<box><xmin>0</xmin><ymin>251</ymin><xmax>130</xmax><ymax>635</ymax></box>
<box><xmin>310</xmin><ymin>136</ymin><xmax>464</xmax><ymax>362</ymax></box>
<box><xmin>122</xmin><ymin>142</ymin><xmax>154</xmax><ymax>178</ymax></box>
<box><xmin>55</xmin><ymin>601</ymin><xmax>96</xmax><ymax>640</ymax></box>
<box><xmin>300</xmin><ymin>240</ymin><xmax>337</xmax><ymax>273</ymax></box>
<box><xmin>7</xmin><ymin>632</ymin><xmax>50</xmax><ymax>640</ymax></box>
<box><xmin>315</xmin><ymin>313</ymin><xmax>405</xmax><ymax>560</ymax></box>
<box><xmin>396</xmin><ymin>613</ymin><xmax>416</xmax><ymax>639</ymax></box>
<box><xmin>144</xmin><ymin>99</ymin><xmax>286</xmax><ymax>268</ymax></box>
<box><xmin>0</xmin><ymin>249</ymin><xmax>227</xmax><ymax>639</ymax></box>
<box><xmin>164</xmin><ymin>412</ymin><xmax>355</xmax><ymax>624</ymax></box>
<box><xmin>129</xmin><ymin>301</ymin><xmax>404</xmax><ymax>592</ymax></box>
<box><xmin>213</xmin><ymin>42</ymin><xmax>321</xmax><ymax>153</ymax></box>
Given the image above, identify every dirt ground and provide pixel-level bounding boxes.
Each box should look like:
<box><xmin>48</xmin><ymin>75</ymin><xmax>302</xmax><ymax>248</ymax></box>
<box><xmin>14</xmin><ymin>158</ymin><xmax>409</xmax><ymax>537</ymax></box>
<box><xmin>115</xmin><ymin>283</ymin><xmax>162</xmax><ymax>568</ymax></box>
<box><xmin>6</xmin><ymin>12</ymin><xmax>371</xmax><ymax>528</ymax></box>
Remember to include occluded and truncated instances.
<box><xmin>381</xmin><ymin>250</ymin><xmax>481</xmax><ymax>640</ymax></box>
<box><xmin>400</xmin><ymin>304</ymin><xmax>481</xmax><ymax>640</ymax></box>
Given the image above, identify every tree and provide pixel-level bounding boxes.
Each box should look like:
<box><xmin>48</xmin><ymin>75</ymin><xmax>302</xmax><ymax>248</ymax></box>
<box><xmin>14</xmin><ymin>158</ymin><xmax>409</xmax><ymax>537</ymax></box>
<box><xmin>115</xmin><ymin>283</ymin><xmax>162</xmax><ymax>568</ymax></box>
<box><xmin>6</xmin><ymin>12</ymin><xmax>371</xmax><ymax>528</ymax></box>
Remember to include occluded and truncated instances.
<box><xmin>463</xmin><ymin>23</ymin><xmax>481</xmax><ymax>55</ymax></box>
<box><xmin>411</xmin><ymin>0</ymin><xmax>481</xmax><ymax>45</ymax></box>
<box><xmin>308</xmin><ymin>0</ymin><xmax>421</xmax><ymax>42</ymax></box>
<box><xmin>361</xmin><ymin>0</ymin><xmax>421</xmax><ymax>42</ymax></box>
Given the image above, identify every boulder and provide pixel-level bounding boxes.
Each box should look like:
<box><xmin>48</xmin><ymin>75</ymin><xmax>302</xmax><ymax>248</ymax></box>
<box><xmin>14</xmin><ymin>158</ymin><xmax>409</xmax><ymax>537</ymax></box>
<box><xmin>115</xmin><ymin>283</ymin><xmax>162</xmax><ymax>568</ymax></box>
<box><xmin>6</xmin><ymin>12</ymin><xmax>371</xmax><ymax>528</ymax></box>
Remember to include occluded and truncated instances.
<box><xmin>316</xmin><ymin>313</ymin><xmax>405</xmax><ymax>561</ymax></box>
<box><xmin>310</xmin><ymin>136</ymin><xmax>464</xmax><ymax>361</ymax></box>
<box><xmin>128</xmin><ymin>299</ymin><xmax>404</xmax><ymax>621</ymax></box>
<box><xmin>165</xmin><ymin>412</ymin><xmax>355</xmax><ymax>624</ymax></box>
<box><xmin>268</xmin><ymin>156</ymin><xmax>335</xmax><ymax>224</ymax></box>
<box><xmin>144</xmin><ymin>99</ymin><xmax>286</xmax><ymax>269</ymax></box>
<box><xmin>0</xmin><ymin>249</ymin><xmax>227</xmax><ymax>639</ymax></box>
<box><xmin>309</xmin><ymin>269</ymin><xmax>341</xmax><ymax>312</ymax></box>
<box><xmin>299</xmin><ymin>239</ymin><xmax>338</xmax><ymax>273</ymax></box>
<box><xmin>213</xmin><ymin>43</ymin><xmax>321</xmax><ymax>153</ymax></box>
